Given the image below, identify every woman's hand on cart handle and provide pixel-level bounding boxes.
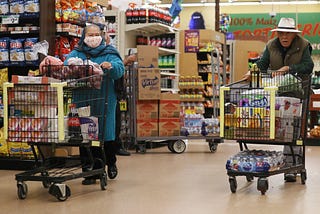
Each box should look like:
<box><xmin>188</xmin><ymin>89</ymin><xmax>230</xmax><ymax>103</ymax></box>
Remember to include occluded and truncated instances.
<box><xmin>271</xmin><ymin>66</ymin><xmax>290</xmax><ymax>77</ymax></box>
<box><xmin>242</xmin><ymin>70</ymin><xmax>251</xmax><ymax>82</ymax></box>
<box><xmin>100</xmin><ymin>62</ymin><xmax>113</xmax><ymax>70</ymax></box>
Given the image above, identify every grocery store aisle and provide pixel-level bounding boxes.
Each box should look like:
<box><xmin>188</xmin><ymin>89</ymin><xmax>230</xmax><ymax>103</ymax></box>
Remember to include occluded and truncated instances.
<box><xmin>0</xmin><ymin>140</ymin><xmax>319</xmax><ymax>214</ymax></box>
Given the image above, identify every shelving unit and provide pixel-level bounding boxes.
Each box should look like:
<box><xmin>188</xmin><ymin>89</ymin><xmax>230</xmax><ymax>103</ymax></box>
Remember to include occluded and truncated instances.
<box><xmin>178</xmin><ymin>29</ymin><xmax>227</xmax><ymax>136</ymax></box>
<box><xmin>0</xmin><ymin>0</ymin><xmax>56</xmax><ymax>170</ymax></box>
<box><xmin>104</xmin><ymin>10</ymin><xmax>180</xmax><ymax>93</ymax></box>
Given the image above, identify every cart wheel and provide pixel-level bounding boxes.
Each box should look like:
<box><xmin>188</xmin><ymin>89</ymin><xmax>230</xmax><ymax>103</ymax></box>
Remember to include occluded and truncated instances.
<box><xmin>257</xmin><ymin>178</ymin><xmax>268</xmax><ymax>195</ymax></box>
<box><xmin>300</xmin><ymin>169</ymin><xmax>307</xmax><ymax>185</ymax></box>
<box><xmin>41</xmin><ymin>171</ymin><xmax>51</xmax><ymax>188</ymax></box>
<box><xmin>229</xmin><ymin>177</ymin><xmax>237</xmax><ymax>193</ymax></box>
<box><xmin>17</xmin><ymin>182</ymin><xmax>28</xmax><ymax>200</ymax></box>
<box><xmin>208</xmin><ymin>142</ymin><xmax>218</xmax><ymax>153</ymax></box>
<box><xmin>246</xmin><ymin>175</ymin><xmax>254</xmax><ymax>182</ymax></box>
<box><xmin>167</xmin><ymin>141</ymin><xmax>174</xmax><ymax>153</ymax></box>
<box><xmin>136</xmin><ymin>144</ymin><xmax>146</xmax><ymax>154</ymax></box>
<box><xmin>172</xmin><ymin>140</ymin><xmax>186</xmax><ymax>154</ymax></box>
<box><xmin>49</xmin><ymin>184</ymin><xmax>71</xmax><ymax>202</ymax></box>
<box><xmin>100</xmin><ymin>173</ymin><xmax>108</xmax><ymax>190</ymax></box>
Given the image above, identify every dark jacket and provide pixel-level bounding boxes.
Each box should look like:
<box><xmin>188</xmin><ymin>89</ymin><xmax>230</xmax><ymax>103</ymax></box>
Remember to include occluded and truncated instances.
<box><xmin>256</xmin><ymin>34</ymin><xmax>314</xmax><ymax>76</ymax></box>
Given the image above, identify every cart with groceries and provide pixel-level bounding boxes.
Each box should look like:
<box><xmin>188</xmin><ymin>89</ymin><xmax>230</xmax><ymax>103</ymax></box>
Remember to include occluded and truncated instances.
<box><xmin>121</xmin><ymin>49</ymin><xmax>224</xmax><ymax>154</ymax></box>
<box><xmin>4</xmin><ymin>63</ymin><xmax>108</xmax><ymax>201</ymax></box>
<box><xmin>219</xmin><ymin>68</ymin><xmax>311</xmax><ymax>195</ymax></box>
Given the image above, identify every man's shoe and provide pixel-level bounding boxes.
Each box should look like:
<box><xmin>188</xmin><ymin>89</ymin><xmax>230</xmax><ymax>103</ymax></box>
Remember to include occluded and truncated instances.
<box><xmin>117</xmin><ymin>148</ymin><xmax>131</xmax><ymax>156</ymax></box>
<box><xmin>108</xmin><ymin>164</ymin><xmax>118</xmax><ymax>179</ymax></box>
<box><xmin>284</xmin><ymin>173</ymin><xmax>297</xmax><ymax>182</ymax></box>
<box><xmin>82</xmin><ymin>178</ymin><xmax>96</xmax><ymax>185</ymax></box>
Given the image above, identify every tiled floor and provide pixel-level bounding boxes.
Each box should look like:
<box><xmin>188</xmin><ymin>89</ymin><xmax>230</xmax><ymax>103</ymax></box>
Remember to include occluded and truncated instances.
<box><xmin>0</xmin><ymin>140</ymin><xmax>319</xmax><ymax>214</ymax></box>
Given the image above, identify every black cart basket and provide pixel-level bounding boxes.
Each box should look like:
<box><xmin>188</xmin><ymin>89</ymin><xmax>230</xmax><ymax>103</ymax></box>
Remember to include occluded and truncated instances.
<box><xmin>4</xmin><ymin>65</ymin><xmax>108</xmax><ymax>201</ymax></box>
<box><xmin>219</xmin><ymin>71</ymin><xmax>311</xmax><ymax>195</ymax></box>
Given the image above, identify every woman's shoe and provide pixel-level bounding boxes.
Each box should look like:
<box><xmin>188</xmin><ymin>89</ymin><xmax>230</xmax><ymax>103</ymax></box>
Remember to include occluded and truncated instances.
<box><xmin>108</xmin><ymin>164</ymin><xmax>118</xmax><ymax>179</ymax></box>
<box><xmin>82</xmin><ymin>178</ymin><xmax>97</xmax><ymax>185</ymax></box>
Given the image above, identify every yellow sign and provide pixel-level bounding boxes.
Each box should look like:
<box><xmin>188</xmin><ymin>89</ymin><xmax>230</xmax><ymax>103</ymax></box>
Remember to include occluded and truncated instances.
<box><xmin>119</xmin><ymin>100</ymin><xmax>127</xmax><ymax>111</ymax></box>
<box><xmin>91</xmin><ymin>141</ymin><xmax>100</xmax><ymax>147</ymax></box>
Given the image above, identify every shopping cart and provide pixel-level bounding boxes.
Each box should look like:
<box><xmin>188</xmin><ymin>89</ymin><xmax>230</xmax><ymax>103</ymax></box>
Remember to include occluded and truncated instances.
<box><xmin>219</xmin><ymin>70</ymin><xmax>311</xmax><ymax>195</ymax></box>
<box><xmin>4</xmin><ymin>65</ymin><xmax>108</xmax><ymax>201</ymax></box>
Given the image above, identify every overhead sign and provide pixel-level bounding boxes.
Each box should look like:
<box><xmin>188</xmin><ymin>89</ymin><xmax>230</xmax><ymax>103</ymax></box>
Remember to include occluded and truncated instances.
<box><xmin>228</xmin><ymin>13</ymin><xmax>320</xmax><ymax>54</ymax></box>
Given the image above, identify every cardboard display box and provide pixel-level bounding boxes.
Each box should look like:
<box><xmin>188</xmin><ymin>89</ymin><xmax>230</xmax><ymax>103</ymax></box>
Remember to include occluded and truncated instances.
<box><xmin>159</xmin><ymin>118</ymin><xmax>180</xmax><ymax>136</ymax></box>
<box><xmin>159</xmin><ymin>93</ymin><xmax>180</xmax><ymax>118</ymax></box>
<box><xmin>137</xmin><ymin>45</ymin><xmax>158</xmax><ymax>68</ymax></box>
<box><xmin>136</xmin><ymin>100</ymin><xmax>158</xmax><ymax>120</ymax></box>
<box><xmin>138</xmin><ymin>68</ymin><xmax>160</xmax><ymax>100</ymax></box>
<box><xmin>136</xmin><ymin>119</ymin><xmax>158</xmax><ymax>137</ymax></box>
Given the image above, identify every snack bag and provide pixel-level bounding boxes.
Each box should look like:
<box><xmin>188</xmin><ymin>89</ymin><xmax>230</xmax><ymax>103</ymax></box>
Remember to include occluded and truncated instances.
<box><xmin>59</xmin><ymin>36</ymin><xmax>71</xmax><ymax>61</ymax></box>
<box><xmin>9</xmin><ymin>0</ymin><xmax>24</xmax><ymax>15</ymax></box>
<box><xmin>24</xmin><ymin>37</ymin><xmax>39</xmax><ymax>66</ymax></box>
<box><xmin>10</xmin><ymin>38</ymin><xmax>25</xmax><ymax>66</ymax></box>
<box><xmin>0</xmin><ymin>0</ymin><xmax>9</xmax><ymax>15</ymax></box>
<box><xmin>0</xmin><ymin>37</ymin><xmax>9</xmax><ymax>66</ymax></box>
<box><xmin>24</xmin><ymin>0</ymin><xmax>39</xmax><ymax>17</ymax></box>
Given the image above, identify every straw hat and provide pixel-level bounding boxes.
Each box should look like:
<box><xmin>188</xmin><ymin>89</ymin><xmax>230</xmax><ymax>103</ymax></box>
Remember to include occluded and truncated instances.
<box><xmin>270</xmin><ymin>17</ymin><xmax>301</xmax><ymax>33</ymax></box>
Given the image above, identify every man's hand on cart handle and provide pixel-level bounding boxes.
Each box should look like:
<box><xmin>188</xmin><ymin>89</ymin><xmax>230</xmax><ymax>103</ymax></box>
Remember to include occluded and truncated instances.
<box><xmin>272</xmin><ymin>66</ymin><xmax>290</xmax><ymax>77</ymax></box>
<box><xmin>100</xmin><ymin>62</ymin><xmax>113</xmax><ymax>70</ymax></box>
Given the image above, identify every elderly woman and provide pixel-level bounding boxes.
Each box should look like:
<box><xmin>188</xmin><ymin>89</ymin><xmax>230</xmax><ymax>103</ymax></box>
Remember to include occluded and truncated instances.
<box><xmin>64</xmin><ymin>24</ymin><xmax>125</xmax><ymax>185</ymax></box>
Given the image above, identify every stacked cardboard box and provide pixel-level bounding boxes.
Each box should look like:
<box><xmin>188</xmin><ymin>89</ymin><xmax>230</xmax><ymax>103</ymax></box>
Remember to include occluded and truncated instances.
<box><xmin>136</xmin><ymin>45</ymin><xmax>160</xmax><ymax>137</ymax></box>
<box><xmin>158</xmin><ymin>93</ymin><xmax>180</xmax><ymax>136</ymax></box>
<box><xmin>135</xmin><ymin>45</ymin><xmax>181</xmax><ymax>137</ymax></box>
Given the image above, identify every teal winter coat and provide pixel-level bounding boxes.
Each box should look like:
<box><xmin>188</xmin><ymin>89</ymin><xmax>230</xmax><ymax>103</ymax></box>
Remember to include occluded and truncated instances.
<box><xmin>64</xmin><ymin>45</ymin><xmax>124</xmax><ymax>141</ymax></box>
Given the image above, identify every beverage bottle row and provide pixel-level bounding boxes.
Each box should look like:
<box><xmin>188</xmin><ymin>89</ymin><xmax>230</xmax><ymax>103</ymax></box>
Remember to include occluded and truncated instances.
<box><xmin>158</xmin><ymin>55</ymin><xmax>175</xmax><ymax>68</ymax></box>
<box><xmin>126</xmin><ymin>6</ymin><xmax>172</xmax><ymax>26</ymax></box>
<box><xmin>179</xmin><ymin>76</ymin><xmax>204</xmax><ymax>87</ymax></box>
<box><xmin>149</xmin><ymin>35</ymin><xmax>175</xmax><ymax>49</ymax></box>
<box><xmin>180</xmin><ymin>88</ymin><xmax>203</xmax><ymax>100</ymax></box>
<box><xmin>136</xmin><ymin>35</ymin><xmax>175</xmax><ymax>49</ymax></box>
<box><xmin>226</xmin><ymin>150</ymin><xmax>285</xmax><ymax>172</ymax></box>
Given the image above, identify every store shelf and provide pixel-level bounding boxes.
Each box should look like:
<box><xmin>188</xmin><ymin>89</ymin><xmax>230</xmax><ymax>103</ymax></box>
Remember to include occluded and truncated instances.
<box><xmin>125</xmin><ymin>23</ymin><xmax>177</xmax><ymax>36</ymax></box>
<box><xmin>158</xmin><ymin>47</ymin><xmax>179</xmax><ymax>56</ymax></box>
<box><xmin>56</xmin><ymin>30</ymin><xmax>81</xmax><ymax>38</ymax></box>
<box><xmin>160</xmin><ymin>72</ymin><xmax>179</xmax><ymax>77</ymax></box>
<box><xmin>160</xmin><ymin>68</ymin><xmax>175</xmax><ymax>71</ymax></box>
<box><xmin>161</xmin><ymin>88</ymin><xmax>180</xmax><ymax>93</ymax></box>
<box><xmin>181</xmin><ymin>98</ymin><xmax>205</xmax><ymax>102</ymax></box>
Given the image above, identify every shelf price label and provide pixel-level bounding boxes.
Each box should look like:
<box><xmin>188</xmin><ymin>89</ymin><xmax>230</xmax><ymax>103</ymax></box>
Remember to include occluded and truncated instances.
<box><xmin>2</xmin><ymin>15</ymin><xmax>19</xmax><ymax>24</ymax></box>
<box><xmin>119</xmin><ymin>100</ymin><xmax>127</xmax><ymax>111</ymax></box>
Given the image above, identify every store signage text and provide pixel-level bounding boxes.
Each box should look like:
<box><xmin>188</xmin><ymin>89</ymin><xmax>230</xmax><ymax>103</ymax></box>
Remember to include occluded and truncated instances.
<box><xmin>229</xmin><ymin>13</ymin><xmax>320</xmax><ymax>53</ymax></box>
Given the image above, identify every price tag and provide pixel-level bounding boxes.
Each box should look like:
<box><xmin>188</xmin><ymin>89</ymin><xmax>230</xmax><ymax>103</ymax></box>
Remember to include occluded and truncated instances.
<box><xmin>119</xmin><ymin>100</ymin><xmax>127</xmax><ymax>111</ymax></box>
<box><xmin>2</xmin><ymin>15</ymin><xmax>19</xmax><ymax>24</ymax></box>
<box><xmin>91</xmin><ymin>141</ymin><xmax>100</xmax><ymax>147</ymax></box>
<box><xmin>296</xmin><ymin>140</ymin><xmax>303</xmax><ymax>146</ymax></box>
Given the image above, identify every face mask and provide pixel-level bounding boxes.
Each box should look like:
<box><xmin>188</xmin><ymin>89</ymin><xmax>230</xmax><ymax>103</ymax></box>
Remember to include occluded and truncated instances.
<box><xmin>84</xmin><ymin>36</ymin><xmax>102</xmax><ymax>48</ymax></box>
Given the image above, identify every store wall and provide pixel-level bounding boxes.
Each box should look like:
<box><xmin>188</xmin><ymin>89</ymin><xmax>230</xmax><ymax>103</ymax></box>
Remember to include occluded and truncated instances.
<box><xmin>178</xmin><ymin>5</ymin><xmax>320</xmax><ymax>71</ymax></box>
<box><xmin>179</xmin><ymin>5</ymin><xmax>320</xmax><ymax>30</ymax></box>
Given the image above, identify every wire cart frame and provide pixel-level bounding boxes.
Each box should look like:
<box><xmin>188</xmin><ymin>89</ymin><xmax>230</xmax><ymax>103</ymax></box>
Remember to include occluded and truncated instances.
<box><xmin>123</xmin><ymin>49</ymin><xmax>224</xmax><ymax>154</ymax></box>
<box><xmin>4</xmin><ymin>65</ymin><xmax>108</xmax><ymax>201</ymax></box>
<box><xmin>219</xmin><ymin>71</ymin><xmax>311</xmax><ymax>195</ymax></box>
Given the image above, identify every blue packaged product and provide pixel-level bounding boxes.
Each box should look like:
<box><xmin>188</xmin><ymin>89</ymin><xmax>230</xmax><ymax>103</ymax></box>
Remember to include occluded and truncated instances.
<box><xmin>9</xmin><ymin>0</ymin><xmax>24</xmax><ymax>15</ymax></box>
<box><xmin>10</xmin><ymin>38</ymin><xmax>25</xmax><ymax>66</ymax></box>
<box><xmin>24</xmin><ymin>0</ymin><xmax>40</xmax><ymax>17</ymax></box>
<box><xmin>24</xmin><ymin>37</ymin><xmax>39</xmax><ymax>65</ymax></box>
<box><xmin>0</xmin><ymin>37</ymin><xmax>9</xmax><ymax>66</ymax></box>
<box><xmin>0</xmin><ymin>0</ymin><xmax>9</xmax><ymax>15</ymax></box>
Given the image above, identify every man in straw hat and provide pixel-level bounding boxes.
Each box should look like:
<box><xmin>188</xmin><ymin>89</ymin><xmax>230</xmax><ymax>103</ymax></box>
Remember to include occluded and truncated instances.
<box><xmin>245</xmin><ymin>17</ymin><xmax>314</xmax><ymax>182</ymax></box>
